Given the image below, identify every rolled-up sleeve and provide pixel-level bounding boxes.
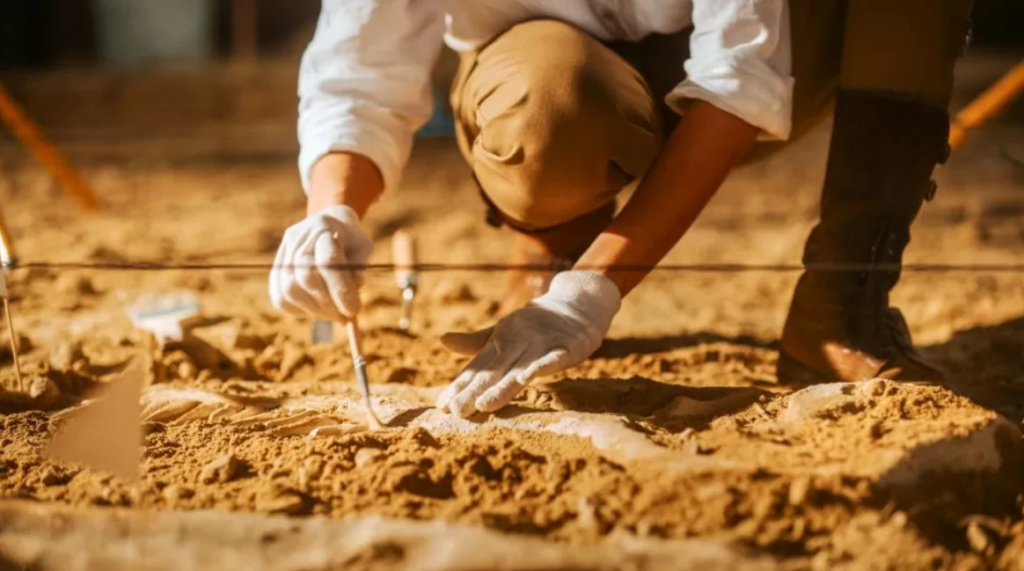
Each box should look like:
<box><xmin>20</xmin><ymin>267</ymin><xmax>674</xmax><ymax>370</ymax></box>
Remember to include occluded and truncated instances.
<box><xmin>298</xmin><ymin>0</ymin><xmax>445</xmax><ymax>193</ymax></box>
<box><xmin>666</xmin><ymin>0</ymin><xmax>794</xmax><ymax>140</ymax></box>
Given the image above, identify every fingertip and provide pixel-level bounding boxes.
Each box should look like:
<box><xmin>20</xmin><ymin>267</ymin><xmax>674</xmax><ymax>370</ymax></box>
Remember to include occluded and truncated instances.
<box><xmin>476</xmin><ymin>378</ymin><xmax>526</xmax><ymax>413</ymax></box>
<box><xmin>435</xmin><ymin>385</ymin><xmax>456</xmax><ymax>411</ymax></box>
<box><xmin>436</xmin><ymin>370</ymin><xmax>474</xmax><ymax>412</ymax></box>
<box><xmin>450</xmin><ymin>399</ymin><xmax>478</xmax><ymax>419</ymax></box>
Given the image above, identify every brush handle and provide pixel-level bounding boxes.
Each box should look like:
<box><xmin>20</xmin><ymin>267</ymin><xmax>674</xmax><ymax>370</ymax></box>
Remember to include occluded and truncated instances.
<box><xmin>345</xmin><ymin>319</ymin><xmax>364</xmax><ymax>362</ymax></box>
<box><xmin>392</xmin><ymin>230</ymin><xmax>418</xmax><ymax>287</ymax></box>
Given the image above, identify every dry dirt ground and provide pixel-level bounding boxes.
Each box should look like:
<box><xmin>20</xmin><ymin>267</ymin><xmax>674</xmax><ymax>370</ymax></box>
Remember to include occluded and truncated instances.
<box><xmin>1</xmin><ymin>58</ymin><xmax>1024</xmax><ymax>570</ymax></box>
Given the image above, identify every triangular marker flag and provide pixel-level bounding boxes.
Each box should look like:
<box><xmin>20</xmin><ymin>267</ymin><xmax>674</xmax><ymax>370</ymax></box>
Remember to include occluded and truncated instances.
<box><xmin>45</xmin><ymin>364</ymin><xmax>144</xmax><ymax>481</ymax></box>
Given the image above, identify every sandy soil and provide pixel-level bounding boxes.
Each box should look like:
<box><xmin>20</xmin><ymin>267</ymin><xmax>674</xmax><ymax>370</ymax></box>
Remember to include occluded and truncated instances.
<box><xmin>1</xmin><ymin>61</ymin><xmax>1024</xmax><ymax>569</ymax></box>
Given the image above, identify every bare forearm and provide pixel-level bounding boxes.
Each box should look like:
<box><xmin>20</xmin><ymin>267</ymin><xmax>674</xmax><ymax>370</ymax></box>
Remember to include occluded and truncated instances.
<box><xmin>306</xmin><ymin>152</ymin><xmax>385</xmax><ymax>219</ymax></box>
<box><xmin>576</xmin><ymin>101</ymin><xmax>759</xmax><ymax>296</ymax></box>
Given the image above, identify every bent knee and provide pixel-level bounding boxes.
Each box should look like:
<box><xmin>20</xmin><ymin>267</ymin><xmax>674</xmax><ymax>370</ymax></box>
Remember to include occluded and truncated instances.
<box><xmin>467</xmin><ymin>22</ymin><xmax>658</xmax><ymax>228</ymax></box>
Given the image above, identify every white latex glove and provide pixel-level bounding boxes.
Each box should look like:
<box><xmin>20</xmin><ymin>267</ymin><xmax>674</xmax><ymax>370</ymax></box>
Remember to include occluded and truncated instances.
<box><xmin>269</xmin><ymin>205</ymin><xmax>374</xmax><ymax>323</ymax></box>
<box><xmin>437</xmin><ymin>271</ymin><xmax>621</xmax><ymax>418</ymax></box>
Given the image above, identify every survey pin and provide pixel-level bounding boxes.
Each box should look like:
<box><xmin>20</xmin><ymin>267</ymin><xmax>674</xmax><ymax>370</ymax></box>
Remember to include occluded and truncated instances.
<box><xmin>0</xmin><ymin>213</ymin><xmax>24</xmax><ymax>392</ymax></box>
<box><xmin>392</xmin><ymin>230</ymin><xmax>419</xmax><ymax>331</ymax></box>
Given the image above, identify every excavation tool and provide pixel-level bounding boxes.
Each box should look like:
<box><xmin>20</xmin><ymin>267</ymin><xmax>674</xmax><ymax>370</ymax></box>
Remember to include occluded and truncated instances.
<box><xmin>346</xmin><ymin>318</ymin><xmax>383</xmax><ymax>429</ymax></box>
<box><xmin>0</xmin><ymin>81</ymin><xmax>98</xmax><ymax>211</ymax></box>
<box><xmin>392</xmin><ymin>230</ymin><xmax>419</xmax><ymax>331</ymax></box>
<box><xmin>949</xmin><ymin>57</ymin><xmax>1024</xmax><ymax>151</ymax></box>
<box><xmin>0</xmin><ymin>211</ymin><xmax>23</xmax><ymax>392</ymax></box>
<box><xmin>311</xmin><ymin>311</ymin><xmax>381</xmax><ymax>428</ymax></box>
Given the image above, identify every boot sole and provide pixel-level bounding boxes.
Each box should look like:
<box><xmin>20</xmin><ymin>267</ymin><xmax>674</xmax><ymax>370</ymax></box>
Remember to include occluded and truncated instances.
<box><xmin>775</xmin><ymin>349</ymin><xmax>841</xmax><ymax>386</ymax></box>
<box><xmin>776</xmin><ymin>348</ymin><xmax>945</xmax><ymax>386</ymax></box>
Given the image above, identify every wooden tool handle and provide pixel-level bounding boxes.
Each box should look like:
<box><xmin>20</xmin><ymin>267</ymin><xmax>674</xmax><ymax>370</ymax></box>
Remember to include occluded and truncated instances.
<box><xmin>0</xmin><ymin>208</ymin><xmax>15</xmax><ymax>266</ymax></box>
<box><xmin>950</xmin><ymin>58</ymin><xmax>1024</xmax><ymax>151</ymax></box>
<box><xmin>0</xmin><ymin>82</ymin><xmax>98</xmax><ymax>211</ymax></box>
<box><xmin>392</xmin><ymin>230</ymin><xmax>418</xmax><ymax>284</ymax></box>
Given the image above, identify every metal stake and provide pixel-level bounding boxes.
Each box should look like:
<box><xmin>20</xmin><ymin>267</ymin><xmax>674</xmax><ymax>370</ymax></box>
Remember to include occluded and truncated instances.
<box><xmin>392</xmin><ymin>230</ymin><xmax>419</xmax><ymax>331</ymax></box>
<box><xmin>2</xmin><ymin>293</ymin><xmax>23</xmax><ymax>392</ymax></box>
<box><xmin>0</xmin><ymin>214</ymin><xmax>21</xmax><ymax>393</ymax></box>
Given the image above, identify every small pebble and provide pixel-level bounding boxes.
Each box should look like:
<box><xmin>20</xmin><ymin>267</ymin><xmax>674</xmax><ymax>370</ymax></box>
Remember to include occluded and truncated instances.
<box><xmin>200</xmin><ymin>454</ymin><xmax>240</xmax><ymax>484</ymax></box>
<box><xmin>575</xmin><ymin>496</ymin><xmax>606</xmax><ymax>534</ymax></box>
<box><xmin>966</xmin><ymin>521</ymin><xmax>993</xmax><ymax>555</ymax></box>
<box><xmin>788</xmin><ymin>477</ymin><xmax>811</xmax><ymax>506</ymax></box>
<box><xmin>302</xmin><ymin>455</ymin><xmax>324</xmax><ymax>480</ymax></box>
<box><xmin>49</xmin><ymin>341</ymin><xmax>85</xmax><ymax>372</ymax></box>
<box><xmin>177</xmin><ymin>361</ymin><xmax>197</xmax><ymax>380</ymax></box>
<box><xmin>161</xmin><ymin>484</ymin><xmax>193</xmax><ymax>504</ymax></box>
<box><xmin>29</xmin><ymin>377</ymin><xmax>62</xmax><ymax>406</ymax></box>
<box><xmin>256</xmin><ymin>488</ymin><xmax>310</xmax><ymax>515</ymax></box>
<box><xmin>354</xmin><ymin>448</ymin><xmax>383</xmax><ymax>468</ymax></box>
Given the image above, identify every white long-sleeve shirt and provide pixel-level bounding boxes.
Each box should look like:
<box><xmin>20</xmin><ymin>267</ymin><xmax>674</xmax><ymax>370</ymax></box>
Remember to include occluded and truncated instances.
<box><xmin>299</xmin><ymin>0</ymin><xmax>793</xmax><ymax>193</ymax></box>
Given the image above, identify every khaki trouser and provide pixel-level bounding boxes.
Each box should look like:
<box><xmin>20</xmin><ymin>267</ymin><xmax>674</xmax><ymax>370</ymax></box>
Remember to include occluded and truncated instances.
<box><xmin>451</xmin><ymin>0</ymin><xmax>973</xmax><ymax>231</ymax></box>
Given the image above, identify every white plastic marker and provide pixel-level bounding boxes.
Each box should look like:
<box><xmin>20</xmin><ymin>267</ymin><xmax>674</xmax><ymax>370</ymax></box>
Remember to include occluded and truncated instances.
<box><xmin>0</xmin><ymin>218</ymin><xmax>22</xmax><ymax>392</ymax></box>
<box><xmin>126</xmin><ymin>291</ymin><xmax>202</xmax><ymax>346</ymax></box>
<box><xmin>45</xmin><ymin>364</ymin><xmax>144</xmax><ymax>481</ymax></box>
<box><xmin>346</xmin><ymin>317</ymin><xmax>384</xmax><ymax>430</ymax></box>
<box><xmin>392</xmin><ymin>230</ymin><xmax>419</xmax><ymax>331</ymax></box>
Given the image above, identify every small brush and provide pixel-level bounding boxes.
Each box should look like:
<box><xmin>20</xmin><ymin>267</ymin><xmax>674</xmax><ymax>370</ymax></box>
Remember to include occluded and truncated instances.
<box><xmin>346</xmin><ymin>317</ymin><xmax>383</xmax><ymax>429</ymax></box>
<box><xmin>392</xmin><ymin>230</ymin><xmax>419</xmax><ymax>331</ymax></box>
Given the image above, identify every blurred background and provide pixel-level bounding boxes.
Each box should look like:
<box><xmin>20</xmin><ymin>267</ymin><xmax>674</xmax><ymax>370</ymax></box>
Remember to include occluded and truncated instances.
<box><xmin>0</xmin><ymin>0</ymin><xmax>1022</xmax><ymax>163</ymax></box>
<box><xmin>1</xmin><ymin>0</ymin><xmax>1022</xmax><ymax>67</ymax></box>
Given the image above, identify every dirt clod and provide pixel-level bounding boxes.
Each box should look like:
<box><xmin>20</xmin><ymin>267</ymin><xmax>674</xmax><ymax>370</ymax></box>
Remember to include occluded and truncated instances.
<box><xmin>50</xmin><ymin>341</ymin><xmax>86</xmax><ymax>372</ymax></box>
<box><xmin>200</xmin><ymin>454</ymin><xmax>240</xmax><ymax>484</ymax></box>
<box><xmin>29</xmin><ymin>377</ymin><xmax>62</xmax><ymax>406</ymax></box>
<box><xmin>255</xmin><ymin>486</ymin><xmax>311</xmax><ymax>516</ymax></box>
<box><xmin>162</xmin><ymin>484</ymin><xmax>194</xmax><ymax>504</ymax></box>
<box><xmin>355</xmin><ymin>448</ymin><xmax>384</xmax><ymax>468</ymax></box>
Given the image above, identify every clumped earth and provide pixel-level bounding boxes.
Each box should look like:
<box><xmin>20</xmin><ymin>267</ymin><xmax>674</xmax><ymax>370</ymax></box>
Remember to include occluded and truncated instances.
<box><xmin>2</xmin><ymin>92</ymin><xmax>1024</xmax><ymax>569</ymax></box>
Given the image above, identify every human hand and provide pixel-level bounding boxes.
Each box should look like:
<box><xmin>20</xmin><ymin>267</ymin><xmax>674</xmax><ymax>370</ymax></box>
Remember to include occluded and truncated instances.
<box><xmin>437</xmin><ymin>271</ymin><xmax>621</xmax><ymax>418</ymax></box>
<box><xmin>269</xmin><ymin>205</ymin><xmax>374</xmax><ymax>323</ymax></box>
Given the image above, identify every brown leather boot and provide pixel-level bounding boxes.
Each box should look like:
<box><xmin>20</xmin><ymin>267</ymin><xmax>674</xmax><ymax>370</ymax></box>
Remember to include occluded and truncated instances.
<box><xmin>778</xmin><ymin>91</ymin><xmax>951</xmax><ymax>385</ymax></box>
<box><xmin>501</xmin><ymin>201</ymin><xmax>617</xmax><ymax>315</ymax></box>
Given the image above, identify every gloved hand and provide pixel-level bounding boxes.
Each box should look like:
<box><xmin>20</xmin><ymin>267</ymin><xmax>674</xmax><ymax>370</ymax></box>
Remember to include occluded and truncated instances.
<box><xmin>437</xmin><ymin>271</ymin><xmax>621</xmax><ymax>418</ymax></box>
<box><xmin>269</xmin><ymin>205</ymin><xmax>374</xmax><ymax>323</ymax></box>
